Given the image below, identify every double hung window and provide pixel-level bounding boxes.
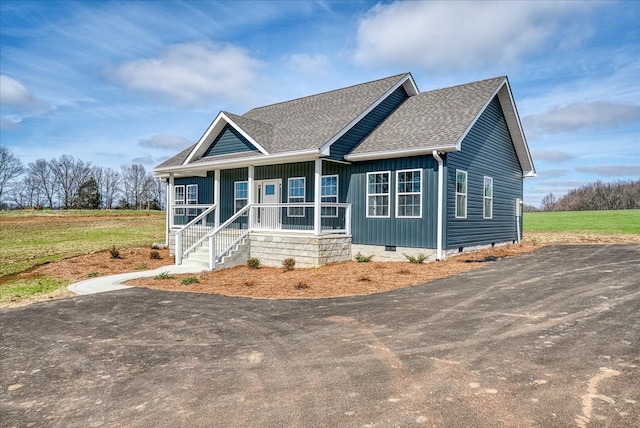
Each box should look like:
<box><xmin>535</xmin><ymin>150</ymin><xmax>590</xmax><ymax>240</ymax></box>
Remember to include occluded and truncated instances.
<box><xmin>455</xmin><ymin>170</ymin><xmax>467</xmax><ymax>218</ymax></box>
<box><xmin>234</xmin><ymin>181</ymin><xmax>248</xmax><ymax>215</ymax></box>
<box><xmin>186</xmin><ymin>184</ymin><xmax>198</xmax><ymax>216</ymax></box>
<box><xmin>321</xmin><ymin>175</ymin><xmax>338</xmax><ymax>217</ymax></box>
<box><xmin>367</xmin><ymin>171</ymin><xmax>390</xmax><ymax>217</ymax></box>
<box><xmin>174</xmin><ymin>185</ymin><xmax>185</xmax><ymax>216</ymax></box>
<box><xmin>288</xmin><ymin>177</ymin><xmax>305</xmax><ymax>217</ymax></box>
<box><xmin>396</xmin><ymin>169</ymin><xmax>422</xmax><ymax>218</ymax></box>
<box><xmin>483</xmin><ymin>176</ymin><xmax>493</xmax><ymax>219</ymax></box>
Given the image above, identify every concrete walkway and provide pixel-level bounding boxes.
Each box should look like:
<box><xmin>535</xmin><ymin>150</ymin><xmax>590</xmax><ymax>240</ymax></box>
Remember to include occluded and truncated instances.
<box><xmin>68</xmin><ymin>264</ymin><xmax>204</xmax><ymax>295</ymax></box>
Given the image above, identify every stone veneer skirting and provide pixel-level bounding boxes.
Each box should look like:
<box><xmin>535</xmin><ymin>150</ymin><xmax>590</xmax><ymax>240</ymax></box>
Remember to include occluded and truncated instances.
<box><xmin>248</xmin><ymin>233</ymin><xmax>352</xmax><ymax>268</ymax></box>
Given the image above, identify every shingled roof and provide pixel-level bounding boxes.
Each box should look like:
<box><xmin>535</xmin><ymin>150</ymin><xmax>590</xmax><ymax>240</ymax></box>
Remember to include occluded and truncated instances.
<box><xmin>348</xmin><ymin>77</ymin><xmax>505</xmax><ymax>157</ymax></box>
<box><xmin>154</xmin><ymin>73</ymin><xmax>534</xmax><ymax>176</ymax></box>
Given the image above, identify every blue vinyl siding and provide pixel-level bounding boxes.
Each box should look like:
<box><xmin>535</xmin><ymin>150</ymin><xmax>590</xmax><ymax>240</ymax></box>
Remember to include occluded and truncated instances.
<box><xmin>325</xmin><ymin>156</ymin><xmax>439</xmax><ymax>248</ymax></box>
<box><xmin>203</xmin><ymin>124</ymin><xmax>259</xmax><ymax>157</ymax></box>
<box><xmin>174</xmin><ymin>173</ymin><xmax>214</xmax><ymax>205</ymax></box>
<box><xmin>220</xmin><ymin>168</ymin><xmax>248</xmax><ymax>223</ymax></box>
<box><xmin>330</xmin><ymin>86</ymin><xmax>409</xmax><ymax>160</ymax></box>
<box><xmin>445</xmin><ymin>96</ymin><xmax>523</xmax><ymax>248</ymax></box>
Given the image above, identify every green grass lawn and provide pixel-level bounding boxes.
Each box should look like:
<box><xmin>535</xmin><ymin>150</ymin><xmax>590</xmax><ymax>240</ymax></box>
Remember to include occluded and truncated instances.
<box><xmin>524</xmin><ymin>209</ymin><xmax>640</xmax><ymax>234</ymax></box>
<box><xmin>0</xmin><ymin>210</ymin><xmax>166</xmax><ymax>278</ymax></box>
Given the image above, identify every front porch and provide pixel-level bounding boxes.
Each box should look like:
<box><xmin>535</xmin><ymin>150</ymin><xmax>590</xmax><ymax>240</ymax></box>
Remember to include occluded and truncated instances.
<box><xmin>169</xmin><ymin>202</ymin><xmax>352</xmax><ymax>270</ymax></box>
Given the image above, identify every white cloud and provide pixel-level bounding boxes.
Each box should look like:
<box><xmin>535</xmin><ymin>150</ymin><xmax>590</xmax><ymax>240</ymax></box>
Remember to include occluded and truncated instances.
<box><xmin>108</xmin><ymin>42</ymin><xmax>263</xmax><ymax>107</ymax></box>
<box><xmin>139</xmin><ymin>135</ymin><xmax>192</xmax><ymax>150</ymax></box>
<box><xmin>354</xmin><ymin>1</ymin><xmax>593</xmax><ymax>71</ymax></box>
<box><xmin>0</xmin><ymin>117</ymin><xmax>19</xmax><ymax>130</ymax></box>
<box><xmin>576</xmin><ymin>165</ymin><xmax>640</xmax><ymax>177</ymax></box>
<box><xmin>0</xmin><ymin>75</ymin><xmax>51</xmax><ymax>112</ymax></box>
<box><xmin>131</xmin><ymin>155</ymin><xmax>156</xmax><ymax>165</ymax></box>
<box><xmin>539</xmin><ymin>169</ymin><xmax>570</xmax><ymax>179</ymax></box>
<box><xmin>286</xmin><ymin>53</ymin><xmax>332</xmax><ymax>75</ymax></box>
<box><xmin>525</xmin><ymin>101</ymin><xmax>640</xmax><ymax>134</ymax></box>
<box><xmin>531</xmin><ymin>149</ymin><xmax>575</xmax><ymax>163</ymax></box>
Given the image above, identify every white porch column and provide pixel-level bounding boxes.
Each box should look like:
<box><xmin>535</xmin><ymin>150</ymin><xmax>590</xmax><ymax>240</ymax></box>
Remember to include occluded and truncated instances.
<box><xmin>165</xmin><ymin>178</ymin><xmax>170</xmax><ymax>245</ymax></box>
<box><xmin>214</xmin><ymin>169</ymin><xmax>220</xmax><ymax>228</ymax></box>
<box><xmin>247</xmin><ymin>165</ymin><xmax>254</xmax><ymax>230</ymax></box>
<box><xmin>314</xmin><ymin>158</ymin><xmax>322</xmax><ymax>236</ymax></box>
<box><xmin>168</xmin><ymin>173</ymin><xmax>175</xmax><ymax>229</ymax></box>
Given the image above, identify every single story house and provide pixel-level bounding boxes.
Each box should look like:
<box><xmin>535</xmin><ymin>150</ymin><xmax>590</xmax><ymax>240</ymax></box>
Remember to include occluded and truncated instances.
<box><xmin>154</xmin><ymin>73</ymin><xmax>535</xmax><ymax>270</ymax></box>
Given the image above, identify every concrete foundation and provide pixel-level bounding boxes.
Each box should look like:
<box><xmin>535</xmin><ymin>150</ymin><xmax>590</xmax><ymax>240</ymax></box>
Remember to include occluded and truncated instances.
<box><xmin>351</xmin><ymin>244</ymin><xmax>438</xmax><ymax>263</ymax></box>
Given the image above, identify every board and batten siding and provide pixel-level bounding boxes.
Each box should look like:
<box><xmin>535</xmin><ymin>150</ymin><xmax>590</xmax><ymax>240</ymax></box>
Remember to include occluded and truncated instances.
<box><xmin>174</xmin><ymin>173</ymin><xmax>214</xmax><ymax>205</ymax></box>
<box><xmin>445</xmin><ymin>96</ymin><xmax>523</xmax><ymax>249</ymax></box>
<box><xmin>329</xmin><ymin>86</ymin><xmax>409</xmax><ymax>160</ymax></box>
<box><xmin>325</xmin><ymin>156</ymin><xmax>439</xmax><ymax>249</ymax></box>
<box><xmin>203</xmin><ymin>124</ymin><xmax>259</xmax><ymax>157</ymax></box>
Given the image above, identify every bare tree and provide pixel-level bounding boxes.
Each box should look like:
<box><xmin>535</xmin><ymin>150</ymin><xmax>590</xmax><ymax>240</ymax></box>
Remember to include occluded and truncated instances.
<box><xmin>540</xmin><ymin>192</ymin><xmax>557</xmax><ymax>212</ymax></box>
<box><xmin>0</xmin><ymin>146</ymin><xmax>24</xmax><ymax>205</ymax></box>
<box><xmin>26</xmin><ymin>159</ymin><xmax>57</xmax><ymax>208</ymax></box>
<box><xmin>93</xmin><ymin>166</ymin><xmax>121</xmax><ymax>209</ymax></box>
<box><xmin>50</xmin><ymin>155</ymin><xmax>92</xmax><ymax>209</ymax></box>
<box><xmin>121</xmin><ymin>164</ymin><xmax>153</xmax><ymax>209</ymax></box>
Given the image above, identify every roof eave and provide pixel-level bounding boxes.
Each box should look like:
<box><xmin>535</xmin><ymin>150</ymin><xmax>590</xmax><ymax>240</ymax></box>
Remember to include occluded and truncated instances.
<box><xmin>344</xmin><ymin>145</ymin><xmax>457</xmax><ymax>162</ymax></box>
<box><xmin>154</xmin><ymin>148</ymin><xmax>322</xmax><ymax>175</ymax></box>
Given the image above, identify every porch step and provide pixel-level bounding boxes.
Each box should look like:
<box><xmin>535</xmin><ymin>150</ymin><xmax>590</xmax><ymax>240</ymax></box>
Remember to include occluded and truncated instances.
<box><xmin>182</xmin><ymin>237</ymin><xmax>249</xmax><ymax>270</ymax></box>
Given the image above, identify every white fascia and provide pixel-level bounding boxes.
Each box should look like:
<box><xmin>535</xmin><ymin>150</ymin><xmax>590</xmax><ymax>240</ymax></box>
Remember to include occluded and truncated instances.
<box><xmin>319</xmin><ymin>73</ymin><xmax>419</xmax><ymax>156</ymax></box>
<box><xmin>156</xmin><ymin>148</ymin><xmax>322</xmax><ymax>176</ymax></box>
<box><xmin>344</xmin><ymin>145</ymin><xmax>456</xmax><ymax>162</ymax></box>
<box><xmin>182</xmin><ymin>112</ymin><xmax>269</xmax><ymax>165</ymax></box>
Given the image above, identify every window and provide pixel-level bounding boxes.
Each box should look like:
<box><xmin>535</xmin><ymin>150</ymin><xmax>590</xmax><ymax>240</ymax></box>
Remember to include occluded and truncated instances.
<box><xmin>455</xmin><ymin>170</ymin><xmax>467</xmax><ymax>218</ymax></box>
<box><xmin>288</xmin><ymin>177</ymin><xmax>305</xmax><ymax>217</ymax></box>
<box><xmin>186</xmin><ymin>184</ymin><xmax>198</xmax><ymax>216</ymax></box>
<box><xmin>367</xmin><ymin>171</ymin><xmax>390</xmax><ymax>217</ymax></box>
<box><xmin>174</xmin><ymin>185</ymin><xmax>185</xmax><ymax>215</ymax></box>
<box><xmin>321</xmin><ymin>175</ymin><xmax>338</xmax><ymax>217</ymax></box>
<box><xmin>234</xmin><ymin>181</ymin><xmax>248</xmax><ymax>215</ymax></box>
<box><xmin>483</xmin><ymin>176</ymin><xmax>493</xmax><ymax>219</ymax></box>
<box><xmin>396</xmin><ymin>169</ymin><xmax>421</xmax><ymax>218</ymax></box>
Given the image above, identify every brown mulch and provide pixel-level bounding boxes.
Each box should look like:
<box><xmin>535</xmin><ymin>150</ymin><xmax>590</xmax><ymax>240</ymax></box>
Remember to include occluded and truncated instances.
<box><xmin>4</xmin><ymin>231</ymin><xmax>638</xmax><ymax>307</ymax></box>
<box><xmin>126</xmin><ymin>243</ymin><xmax>541</xmax><ymax>299</ymax></box>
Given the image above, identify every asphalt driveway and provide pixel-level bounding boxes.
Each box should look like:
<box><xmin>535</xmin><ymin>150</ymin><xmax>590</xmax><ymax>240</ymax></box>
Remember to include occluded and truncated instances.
<box><xmin>1</xmin><ymin>244</ymin><xmax>639</xmax><ymax>427</ymax></box>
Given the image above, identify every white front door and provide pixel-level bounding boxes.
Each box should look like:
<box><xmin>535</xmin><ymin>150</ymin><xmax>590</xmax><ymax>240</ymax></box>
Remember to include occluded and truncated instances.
<box><xmin>255</xmin><ymin>179</ymin><xmax>281</xmax><ymax>229</ymax></box>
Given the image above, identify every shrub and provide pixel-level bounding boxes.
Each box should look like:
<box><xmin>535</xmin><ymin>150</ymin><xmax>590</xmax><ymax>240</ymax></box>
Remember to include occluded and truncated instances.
<box><xmin>88</xmin><ymin>271</ymin><xmax>99</xmax><ymax>278</ymax></box>
<box><xmin>154</xmin><ymin>271</ymin><xmax>174</xmax><ymax>280</ymax></box>
<box><xmin>151</xmin><ymin>243</ymin><xmax>161</xmax><ymax>250</ymax></box>
<box><xmin>282</xmin><ymin>258</ymin><xmax>296</xmax><ymax>271</ymax></box>
<box><xmin>109</xmin><ymin>246</ymin><xmax>121</xmax><ymax>259</ymax></box>
<box><xmin>134</xmin><ymin>263</ymin><xmax>149</xmax><ymax>271</ymax></box>
<box><xmin>354</xmin><ymin>252</ymin><xmax>373</xmax><ymax>263</ymax></box>
<box><xmin>181</xmin><ymin>276</ymin><xmax>199</xmax><ymax>285</ymax></box>
<box><xmin>150</xmin><ymin>250</ymin><xmax>161</xmax><ymax>259</ymax></box>
<box><xmin>404</xmin><ymin>253</ymin><xmax>427</xmax><ymax>264</ymax></box>
<box><xmin>295</xmin><ymin>281</ymin><xmax>309</xmax><ymax>290</ymax></box>
<box><xmin>246</xmin><ymin>258</ymin><xmax>261</xmax><ymax>269</ymax></box>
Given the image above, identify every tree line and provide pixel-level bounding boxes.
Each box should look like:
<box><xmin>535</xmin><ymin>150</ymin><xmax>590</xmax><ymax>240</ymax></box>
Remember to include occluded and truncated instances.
<box><xmin>0</xmin><ymin>146</ymin><xmax>165</xmax><ymax>210</ymax></box>
<box><xmin>535</xmin><ymin>180</ymin><xmax>640</xmax><ymax>212</ymax></box>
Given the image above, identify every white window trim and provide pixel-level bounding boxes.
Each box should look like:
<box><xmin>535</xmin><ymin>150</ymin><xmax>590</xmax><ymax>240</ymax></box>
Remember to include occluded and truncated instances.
<box><xmin>321</xmin><ymin>174</ymin><xmax>339</xmax><ymax>218</ymax></box>
<box><xmin>234</xmin><ymin>181</ymin><xmax>248</xmax><ymax>216</ymax></box>
<box><xmin>366</xmin><ymin>171</ymin><xmax>391</xmax><ymax>218</ymax></box>
<box><xmin>288</xmin><ymin>177</ymin><xmax>305</xmax><ymax>218</ymax></box>
<box><xmin>483</xmin><ymin>176</ymin><xmax>493</xmax><ymax>219</ymax></box>
<box><xmin>455</xmin><ymin>170</ymin><xmax>467</xmax><ymax>219</ymax></box>
<box><xmin>395</xmin><ymin>169</ymin><xmax>422</xmax><ymax>218</ymax></box>
<box><xmin>174</xmin><ymin>185</ymin><xmax>185</xmax><ymax>216</ymax></box>
<box><xmin>186</xmin><ymin>184</ymin><xmax>198</xmax><ymax>216</ymax></box>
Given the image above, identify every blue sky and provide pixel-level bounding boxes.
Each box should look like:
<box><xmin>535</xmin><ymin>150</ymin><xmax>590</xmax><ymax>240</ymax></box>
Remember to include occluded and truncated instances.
<box><xmin>1</xmin><ymin>0</ymin><xmax>638</xmax><ymax>206</ymax></box>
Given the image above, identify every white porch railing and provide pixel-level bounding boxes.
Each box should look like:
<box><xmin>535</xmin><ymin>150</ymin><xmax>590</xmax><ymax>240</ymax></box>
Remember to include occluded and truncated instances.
<box><xmin>175</xmin><ymin>202</ymin><xmax>351</xmax><ymax>267</ymax></box>
<box><xmin>174</xmin><ymin>204</ymin><xmax>216</xmax><ymax>265</ymax></box>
